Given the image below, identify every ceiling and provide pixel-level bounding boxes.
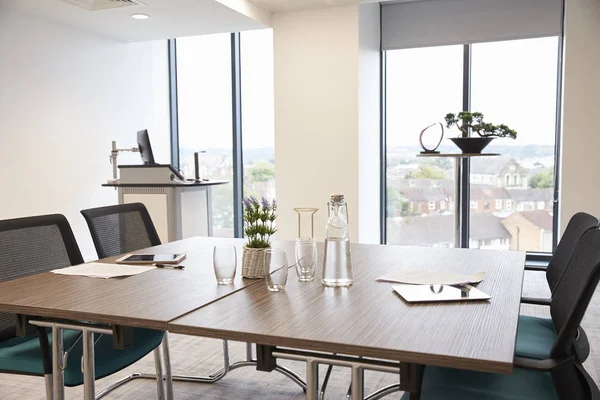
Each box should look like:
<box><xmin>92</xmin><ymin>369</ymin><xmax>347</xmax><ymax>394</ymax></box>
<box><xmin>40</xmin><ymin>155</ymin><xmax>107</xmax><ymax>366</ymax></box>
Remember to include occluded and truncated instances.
<box><xmin>0</xmin><ymin>0</ymin><xmax>271</xmax><ymax>42</ymax></box>
<box><xmin>0</xmin><ymin>0</ymin><xmax>422</xmax><ymax>42</ymax></box>
<box><xmin>248</xmin><ymin>0</ymin><xmax>419</xmax><ymax>13</ymax></box>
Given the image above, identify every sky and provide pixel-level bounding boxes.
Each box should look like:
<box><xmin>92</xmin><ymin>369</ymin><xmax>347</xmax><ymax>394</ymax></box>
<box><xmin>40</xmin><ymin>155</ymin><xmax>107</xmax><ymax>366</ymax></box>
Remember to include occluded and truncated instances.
<box><xmin>176</xmin><ymin>29</ymin><xmax>274</xmax><ymax>151</ymax></box>
<box><xmin>386</xmin><ymin>36</ymin><xmax>560</xmax><ymax>148</ymax></box>
<box><xmin>175</xmin><ymin>33</ymin><xmax>559</xmax><ymax>152</ymax></box>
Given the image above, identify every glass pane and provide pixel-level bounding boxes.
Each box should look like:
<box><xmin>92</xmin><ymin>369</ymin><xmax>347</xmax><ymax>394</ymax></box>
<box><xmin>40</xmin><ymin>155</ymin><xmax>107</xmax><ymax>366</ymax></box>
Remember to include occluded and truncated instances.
<box><xmin>469</xmin><ymin>37</ymin><xmax>558</xmax><ymax>252</ymax></box>
<box><xmin>386</xmin><ymin>45</ymin><xmax>463</xmax><ymax>247</ymax></box>
<box><xmin>241</xmin><ymin>29</ymin><xmax>275</xmax><ymax>203</ymax></box>
<box><xmin>176</xmin><ymin>34</ymin><xmax>234</xmax><ymax>237</ymax></box>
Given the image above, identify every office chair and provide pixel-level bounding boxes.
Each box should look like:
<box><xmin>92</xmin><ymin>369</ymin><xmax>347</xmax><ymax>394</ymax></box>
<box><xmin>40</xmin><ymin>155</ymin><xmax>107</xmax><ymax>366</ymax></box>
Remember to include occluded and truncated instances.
<box><xmin>519</xmin><ymin>212</ymin><xmax>598</xmax><ymax>363</ymax></box>
<box><xmin>80</xmin><ymin>202</ymin><xmax>161</xmax><ymax>259</ymax></box>
<box><xmin>82</xmin><ymin>203</ymin><xmax>231</xmax><ymax>398</ymax></box>
<box><xmin>81</xmin><ymin>203</ymin><xmax>306</xmax><ymax>397</ymax></box>
<box><xmin>400</xmin><ymin>227</ymin><xmax>600</xmax><ymax>400</ymax></box>
<box><xmin>0</xmin><ymin>214</ymin><xmax>165</xmax><ymax>399</ymax></box>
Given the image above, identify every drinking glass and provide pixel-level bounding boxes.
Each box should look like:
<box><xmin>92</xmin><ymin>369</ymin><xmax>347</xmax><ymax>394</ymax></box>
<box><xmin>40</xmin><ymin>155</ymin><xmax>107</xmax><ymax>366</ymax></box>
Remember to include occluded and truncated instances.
<box><xmin>213</xmin><ymin>246</ymin><xmax>237</xmax><ymax>284</ymax></box>
<box><xmin>264</xmin><ymin>248</ymin><xmax>288</xmax><ymax>292</ymax></box>
<box><xmin>295</xmin><ymin>238</ymin><xmax>317</xmax><ymax>282</ymax></box>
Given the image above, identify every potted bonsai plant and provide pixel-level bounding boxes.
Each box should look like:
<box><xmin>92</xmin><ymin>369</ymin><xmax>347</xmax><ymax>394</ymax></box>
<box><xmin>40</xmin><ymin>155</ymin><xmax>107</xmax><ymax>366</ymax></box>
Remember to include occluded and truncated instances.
<box><xmin>445</xmin><ymin>111</ymin><xmax>517</xmax><ymax>153</ymax></box>
<box><xmin>241</xmin><ymin>196</ymin><xmax>277</xmax><ymax>278</ymax></box>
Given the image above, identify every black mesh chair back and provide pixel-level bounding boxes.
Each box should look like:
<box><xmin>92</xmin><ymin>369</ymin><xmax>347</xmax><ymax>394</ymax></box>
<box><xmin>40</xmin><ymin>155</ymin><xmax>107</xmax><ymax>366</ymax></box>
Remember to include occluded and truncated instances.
<box><xmin>80</xmin><ymin>203</ymin><xmax>161</xmax><ymax>259</ymax></box>
<box><xmin>547</xmin><ymin>227</ymin><xmax>600</xmax><ymax>399</ymax></box>
<box><xmin>0</xmin><ymin>214</ymin><xmax>84</xmax><ymax>341</ymax></box>
<box><xmin>547</xmin><ymin>212</ymin><xmax>598</xmax><ymax>293</ymax></box>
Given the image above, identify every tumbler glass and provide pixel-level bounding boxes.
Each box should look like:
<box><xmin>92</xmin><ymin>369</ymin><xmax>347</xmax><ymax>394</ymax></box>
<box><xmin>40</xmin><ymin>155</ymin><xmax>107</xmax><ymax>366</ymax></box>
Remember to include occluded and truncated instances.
<box><xmin>264</xmin><ymin>248</ymin><xmax>288</xmax><ymax>292</ymax></box>
<box><xmin>295</xmin><ymin>238</ymin><xmax>317</xmax><ymax>282</ymax></box>
<box><xmin>213</xmin><ymin>246</ymin><xmax>237</xmax><ymax>284</ymax></box>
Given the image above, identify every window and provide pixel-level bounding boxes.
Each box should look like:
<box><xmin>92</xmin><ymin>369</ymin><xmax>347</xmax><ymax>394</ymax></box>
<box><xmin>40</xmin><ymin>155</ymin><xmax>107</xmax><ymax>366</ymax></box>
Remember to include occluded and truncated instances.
<box><xmin>172</xmin><ymin>31</ymin><xmax>276</xmax><ymax>239</ymax></box>
<box><xmin>440</xmin><ymin>200</ymin><xmax>446</xmax><ymax>210</ymax></box>
<box><xmin>386</xmin><ymin>45</ymin><xmax>462</xmax><ymax>247</ymax></box>
<box><xmin>470</xmin><ymin>37</ymin><xmax>558</xmax><ymax>252</ymax></box>
<box><xmin>241</xmin><ymin>29</ymin><xmax>275</xmax><ymax>202</ymax></box>
<box><xmin>176</xmin><ymin>34</ymin><xmax>234</xmax><ymax>237</ymax></box>
<box><xmin>384</xmin><ymin>37</ymin><xmax>560</xmax><ymax>254</ymax></box>
<box><xmin>428</xmin><ymin>201</ymin><xmax>435</xmax><ymax>210</ymax></box>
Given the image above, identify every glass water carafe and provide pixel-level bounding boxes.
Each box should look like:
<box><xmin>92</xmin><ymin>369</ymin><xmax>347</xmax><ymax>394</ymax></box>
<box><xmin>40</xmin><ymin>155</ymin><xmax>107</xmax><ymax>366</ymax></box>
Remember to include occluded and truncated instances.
<box><xmin>321</xmin><ymin>194</ymin><xmax>353</xmax><ymax>287</ymax></box>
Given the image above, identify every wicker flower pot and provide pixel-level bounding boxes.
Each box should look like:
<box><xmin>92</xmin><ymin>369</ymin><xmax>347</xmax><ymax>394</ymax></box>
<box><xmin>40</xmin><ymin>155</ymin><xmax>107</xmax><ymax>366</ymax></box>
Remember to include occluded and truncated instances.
<box><xmin>242</xmin><ymin>246</ymin><xmax>268</xmax><ymax>279</ymax></box>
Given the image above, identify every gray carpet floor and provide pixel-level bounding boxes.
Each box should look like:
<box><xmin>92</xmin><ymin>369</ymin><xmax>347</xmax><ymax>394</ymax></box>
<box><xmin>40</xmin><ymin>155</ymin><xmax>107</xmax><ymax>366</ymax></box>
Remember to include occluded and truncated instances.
<box><xmin>1</xmin><ymin>270</ymin><xmax>598</xmax><ymax>399</ymax></box>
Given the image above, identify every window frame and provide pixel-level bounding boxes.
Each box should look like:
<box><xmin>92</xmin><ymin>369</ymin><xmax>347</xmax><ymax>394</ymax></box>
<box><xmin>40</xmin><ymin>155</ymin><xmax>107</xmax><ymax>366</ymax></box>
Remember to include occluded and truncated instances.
<box><xmin>380</xmin><ymin>38</ymin><xmax>564</xmax><ymax>262</ymax></box>
<box><xmin>168</xmin><ymin>33</ymin><xmax>245</xmax><ymax>238</ymax></box>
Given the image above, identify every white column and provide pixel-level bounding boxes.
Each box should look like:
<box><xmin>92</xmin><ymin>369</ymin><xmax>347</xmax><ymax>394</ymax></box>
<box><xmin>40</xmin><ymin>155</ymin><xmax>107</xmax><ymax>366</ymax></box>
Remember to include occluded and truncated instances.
<box><xmin>561</xmin><ymin>0</ymin><xmax>600</xmax><ymax>232</ymax></box>
<box><xmin>273</xmin><ymin>5</ymin><xmax>380</xmax><ymax>242</ymax></box>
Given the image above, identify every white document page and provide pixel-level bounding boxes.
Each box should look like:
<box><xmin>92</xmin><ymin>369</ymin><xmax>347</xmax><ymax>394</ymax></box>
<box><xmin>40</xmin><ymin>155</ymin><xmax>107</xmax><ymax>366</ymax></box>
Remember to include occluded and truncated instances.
<box><xmin>376</xmin><ymin>270</ymin><xmax>485</xmax><ymax>285</ymax></box>
<box><xmin>51</xmin><ymin>262</ymin><xmax>156</xmax><ymax>279</ymax></box>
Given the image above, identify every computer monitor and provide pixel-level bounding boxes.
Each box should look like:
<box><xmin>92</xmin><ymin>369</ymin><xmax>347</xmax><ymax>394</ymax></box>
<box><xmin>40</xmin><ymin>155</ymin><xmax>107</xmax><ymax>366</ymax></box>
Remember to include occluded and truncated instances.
<box><xmin>137</xmin><ymin>129</ymin><xmax>156</xmax><ymax>165</ymax></box>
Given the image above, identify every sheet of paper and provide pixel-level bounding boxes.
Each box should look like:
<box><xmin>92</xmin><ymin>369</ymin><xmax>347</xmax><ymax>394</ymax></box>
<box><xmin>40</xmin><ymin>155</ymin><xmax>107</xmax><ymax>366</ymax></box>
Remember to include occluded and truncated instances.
<box><xmin>376</xmin><ymin>270</ymin><xmax>485</xmax><ymax>285</ymax></box>
<box><xmin>51</xmin><ymin>262</ymin><xmax>156</xmax><ymax>279</ymax></box>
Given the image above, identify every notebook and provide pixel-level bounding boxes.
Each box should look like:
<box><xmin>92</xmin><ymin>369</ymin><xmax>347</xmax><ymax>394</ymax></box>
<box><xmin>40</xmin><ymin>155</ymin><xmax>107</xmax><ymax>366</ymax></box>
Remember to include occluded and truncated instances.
<box><xmin>393</xmin><ymin>284</ymin><xmax>491</xmax><ymax>303</ymax></box>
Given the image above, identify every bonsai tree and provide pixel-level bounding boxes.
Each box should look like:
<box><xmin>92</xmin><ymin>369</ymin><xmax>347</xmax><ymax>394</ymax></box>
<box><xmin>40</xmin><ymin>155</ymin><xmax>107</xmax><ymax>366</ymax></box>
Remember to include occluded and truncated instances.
<box><xmin>445</xmin><ymin>111</ymin><xmax>517</xmax><ymax>139</ymax></box>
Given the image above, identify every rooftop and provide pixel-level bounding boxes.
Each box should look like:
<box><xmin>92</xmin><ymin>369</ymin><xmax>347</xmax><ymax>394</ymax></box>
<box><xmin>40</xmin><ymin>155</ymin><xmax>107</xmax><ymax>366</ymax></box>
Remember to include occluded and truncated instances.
<box><xmin>521</xmin><ymin>210</ymin><xmax>553</xmax><ymax>230</ymax></box>
<box><xmin>387</xmin><ymin>213</ymin><xmax>510</xmax><ymax>246</ymax></box>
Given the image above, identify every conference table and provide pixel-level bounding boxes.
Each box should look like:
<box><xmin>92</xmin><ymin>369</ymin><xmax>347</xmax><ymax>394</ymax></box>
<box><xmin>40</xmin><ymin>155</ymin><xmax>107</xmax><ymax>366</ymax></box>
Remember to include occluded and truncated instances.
<box><xmin>0</xmin><ymin>237</ymin><xmax>525</xmax><ymax>400</ymax></box>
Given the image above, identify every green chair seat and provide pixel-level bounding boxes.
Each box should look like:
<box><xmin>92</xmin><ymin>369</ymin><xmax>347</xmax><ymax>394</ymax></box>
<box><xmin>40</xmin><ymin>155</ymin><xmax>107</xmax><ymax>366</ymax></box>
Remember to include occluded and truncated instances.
<box><xmin>0</xmin><ymin>328</ymin><xmax>163</xmax><ymax>386</ymax></box>
<box><xmin>515</xmin><ymin>315</ymin><xmax>556</xmax><ymax>360</ymax></box>
<box><xmin>0</xmin><ymin>329</ymin><xmax>81</xmax><ymax>376</ymax></box>
<box><xmin>400</xmin><ymin>365</ymin><xmax>558</xmax><ymax>400</ymax></box>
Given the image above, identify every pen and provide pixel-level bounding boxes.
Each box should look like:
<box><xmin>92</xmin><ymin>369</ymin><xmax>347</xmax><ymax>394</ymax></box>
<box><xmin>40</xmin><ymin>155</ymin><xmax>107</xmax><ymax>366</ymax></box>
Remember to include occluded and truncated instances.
<box><xmin>154</xmin><ymin>264</ymin><xmax>185</xmax><ymax>270</ymax></box>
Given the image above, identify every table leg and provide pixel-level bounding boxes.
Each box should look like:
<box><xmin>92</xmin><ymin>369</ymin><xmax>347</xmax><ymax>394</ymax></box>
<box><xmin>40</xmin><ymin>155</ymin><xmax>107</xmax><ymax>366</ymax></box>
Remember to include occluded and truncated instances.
<box><xmin>246</xmin><ymin>342</ymin><xmax>253</xmax><ymax>361</ymax></box>
<box><xmin>454</xmin><ymin>157</ymin><xmax>462</xmax><ymax>248</ymax></box>
<box><xmin>351</xmin><ymin>366</ymin><xmax>364</xmax><ymax>400</ymax></box>
<box><xmin>306</xmin><ymin>359</ymin><xmax>319</xmax><ymax>400</ymax></box>
<box><xmin>52</xmin><ymin>325</ymin><xmax>65</xmax><ymax>400</ymax></box>
<box><xmin>162</xmin><ymin>334</ymin><xmax>174</xmax><ymax>400</ymax></box>
<box><xmin>82</xmin><ymin>330</ymin><xmax>95</xmax><ymax>400</ymax></box>
<box><xmin>153</xmin><ymin>347</ymin><xmax>166</xmax><ymax>399</ymax></box>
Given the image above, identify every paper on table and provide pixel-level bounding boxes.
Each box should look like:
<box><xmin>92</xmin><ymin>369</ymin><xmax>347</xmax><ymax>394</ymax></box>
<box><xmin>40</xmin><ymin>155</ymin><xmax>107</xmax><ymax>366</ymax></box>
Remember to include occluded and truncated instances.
<box><xmin>51</xmin><ymin>262</ymin><xmax>156</xmax><ymax>279</ymax></box>
<box><xmin>376</xmin><ymin>270</ymin><xmax>485</xmax><ymax>285</ymax></box>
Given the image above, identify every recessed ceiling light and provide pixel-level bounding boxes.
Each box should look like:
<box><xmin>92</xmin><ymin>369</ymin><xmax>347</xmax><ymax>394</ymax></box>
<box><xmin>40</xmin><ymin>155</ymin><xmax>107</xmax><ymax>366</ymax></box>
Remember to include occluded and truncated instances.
<box><xmin>131</xmin><ymin>13</ymin><xmax>149</xmax><ymax>20</ymax></box>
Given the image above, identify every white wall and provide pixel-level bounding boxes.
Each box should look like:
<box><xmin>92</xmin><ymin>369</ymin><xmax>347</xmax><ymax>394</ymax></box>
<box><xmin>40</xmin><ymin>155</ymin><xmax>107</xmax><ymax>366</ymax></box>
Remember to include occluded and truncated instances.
<box><xmin>0</xmin><ymin>10</ymin><xmax>170</xmax><ymax>259</ymax></box>
<box><xmin>358</xmin><ymin>3</ymin><xmax>381</xmax><ymax>244</ymax></box>
<box><xmin>560</xmin><ymin>0</ymin><xmax>600</xmax><ymax>231</ymax></box>
<box><xmin>273</xmin><ymin>6</ymin><xmax>360</xmax><ymax>241</ymax></box>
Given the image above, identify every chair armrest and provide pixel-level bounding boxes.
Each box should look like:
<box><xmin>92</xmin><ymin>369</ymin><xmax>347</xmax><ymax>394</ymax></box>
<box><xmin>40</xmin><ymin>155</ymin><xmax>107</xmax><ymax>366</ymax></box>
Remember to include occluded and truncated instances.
<box><xmin>513</xmin><ymin>355</ymin><xmax>572</xmax><ymax>371</ymax></box>
<box><xmin>521</xmin><ymin>296</ymin><xmax>551</xmax><ymax>306</ymax></box>
<box><xmin>524</xmin><ymin>260</ymin><xmax>549</xmax><ymax>271</ymax></box>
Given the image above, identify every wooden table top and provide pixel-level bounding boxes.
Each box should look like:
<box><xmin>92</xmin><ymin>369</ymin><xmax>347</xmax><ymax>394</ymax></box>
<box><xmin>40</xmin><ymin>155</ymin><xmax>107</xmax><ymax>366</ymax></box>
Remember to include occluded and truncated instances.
<box><xmin>169</xmin><ymin>244</ymin><xmax>525</xmax><ymax>374</ymax></box>
<box><xmin>0</xmin><ymin>237</ymin><xmax>294</xmax><ymax>330</ymax></box>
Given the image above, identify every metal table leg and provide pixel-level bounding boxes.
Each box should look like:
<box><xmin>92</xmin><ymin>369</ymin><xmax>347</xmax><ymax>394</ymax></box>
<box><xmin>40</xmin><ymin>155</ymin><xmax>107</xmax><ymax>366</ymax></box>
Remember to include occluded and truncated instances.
<box><xmin>153</xmin><ymin>347</ymin><xmax>166</xmax><ymax>399</ymax></box>
<box><xmin>82</xmin><ymin>330</ymin><xmax>95</xmax><ymax>400</ymax></box>
<box><xmin>52</xmin><ymin>325</ymin><xmax>65</xmax><ymax>400</ymax></box>
<box><xmin>454</xmin><ymin>157</ymin><xmax>462</xmax><ymax>248</ymax></box>
<box><xmin>306</xmin><ymin>360</ymin><xmax>319</xmax><ymax>400</ymax></box>
<box><xmin>162</xmin><ymin>334</ymin><xmax>174</xmax><ymax>400</ymax></box>
<box><xmin>351</xmin><ymin>366</ymin><xmax>364</xmax><ymax>400</ymax></box>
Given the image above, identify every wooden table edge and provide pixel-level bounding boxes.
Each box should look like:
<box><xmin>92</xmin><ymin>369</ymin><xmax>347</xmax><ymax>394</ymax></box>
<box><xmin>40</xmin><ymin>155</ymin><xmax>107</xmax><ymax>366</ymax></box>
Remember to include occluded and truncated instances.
<box><xmin>167</xmin><ymin>324</ymin><xmax>514</xmax><ymax>375</ymax></box>
<box><xmin>0</xmin><ymin>303</ymin><xmax>168</xmax><ymax>331</ymax></box>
